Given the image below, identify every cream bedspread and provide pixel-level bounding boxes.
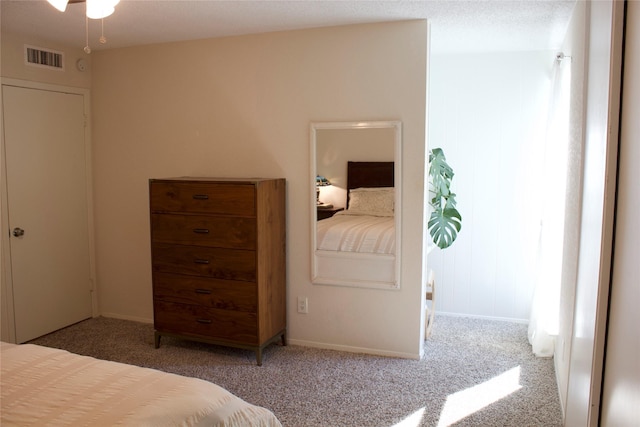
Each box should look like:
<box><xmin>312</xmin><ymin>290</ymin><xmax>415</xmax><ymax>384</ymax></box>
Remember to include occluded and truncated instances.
<box><xmin>316</xmin><ymin>212</ymin><xmax>395</xmax><ymax>254</ymax></box>
<box><xmin>0</xmin><ymin>342</ymin><xmax>281</xmax><ymax>427</ymax></box>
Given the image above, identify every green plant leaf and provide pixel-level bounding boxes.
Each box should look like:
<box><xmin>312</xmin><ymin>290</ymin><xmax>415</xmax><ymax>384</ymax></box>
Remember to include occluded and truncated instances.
<box><xmin>444</xmin><ymin>192</ymin><xmax>457</xmax><ymax>209</ymax></box>
<box><xmin>429</xmin><ymin>148</ymin><xmax>455</xmax><ymax>191</ymax></box>
<box><xmin>428</xmin><ymin>207</ymin><xmax>462</xmax><ymax>249</ymax></box>
<box><xmin>428</xmin><ymin>147</ymin><xmax>462</xmax><ymax>249</ymax></box>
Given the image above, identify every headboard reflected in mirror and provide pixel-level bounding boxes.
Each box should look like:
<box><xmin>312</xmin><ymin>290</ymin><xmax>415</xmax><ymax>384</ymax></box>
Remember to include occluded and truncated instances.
<box><xmin>346</xmin><ymin>161</ymin><xmax>394</xmax><ymax>209</ymax></box>
<box><xmin>311</xmin><ymin>121</ymin><xmax>401</xmax><ymax>290</ymax></box>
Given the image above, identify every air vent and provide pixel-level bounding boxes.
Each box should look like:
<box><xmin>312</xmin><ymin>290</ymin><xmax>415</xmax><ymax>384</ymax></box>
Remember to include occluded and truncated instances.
<box><xmin>24</xmin><ymin>45</ymin><xmax>64</xmax><ymax>70</ymax></box>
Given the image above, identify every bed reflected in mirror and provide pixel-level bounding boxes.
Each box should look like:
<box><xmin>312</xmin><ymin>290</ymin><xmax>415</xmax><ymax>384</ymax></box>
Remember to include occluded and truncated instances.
<box><xmin>310</xmin><ymin>121</ymin><xmax>401</xmax><ymax>289</ymax></box>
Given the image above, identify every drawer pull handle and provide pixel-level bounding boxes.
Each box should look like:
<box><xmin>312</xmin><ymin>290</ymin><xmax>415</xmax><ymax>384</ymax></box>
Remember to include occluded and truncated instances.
<box><xmin>192</xmin><ymin>194</ymin><xmax>209</xmax><ymax>200</ymax></box>
<box><xmin>196</xmin><ymin>318</ymin><xmax>212</xmax><ymax>324</ymax></box>
<box><xmin>195</xmin><ymin>289</ymin><xmax>212</xmax><ymax>295</ymax></box>
<box><xmin>194</xmin><ymin>259</ymin><xmax>210</xmax><ymax>265</ymax></box>
<box><xmin>193</xmin><ymin>228</ymin><xmax>210</xmax><ymax>234</ymax></box>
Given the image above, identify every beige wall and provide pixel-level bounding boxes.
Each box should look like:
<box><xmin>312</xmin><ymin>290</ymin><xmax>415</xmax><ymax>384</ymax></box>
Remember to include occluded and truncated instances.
<box><xmin>91</xmin><ymin>21</ymin><xmax>429</xmax><ymax>357</ymax></box>
<box><xmin>1</xmin><ymin>30</ymin><xmax>92</xmax><ymax>88</ymax></box>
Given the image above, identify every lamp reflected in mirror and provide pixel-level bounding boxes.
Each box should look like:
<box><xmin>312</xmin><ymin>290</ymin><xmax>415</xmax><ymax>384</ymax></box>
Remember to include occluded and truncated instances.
<box><xmin>315</xmin><ymin>175</ymin><xmax>333</xmax><ymax>208</ymax></box>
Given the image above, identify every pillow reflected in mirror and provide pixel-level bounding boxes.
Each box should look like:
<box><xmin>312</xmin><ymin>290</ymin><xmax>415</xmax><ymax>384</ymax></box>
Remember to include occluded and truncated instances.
<box><xmin>346</xmin><ymin>187</ymin><xmax>394</xmax><ymax>217</ymax></box>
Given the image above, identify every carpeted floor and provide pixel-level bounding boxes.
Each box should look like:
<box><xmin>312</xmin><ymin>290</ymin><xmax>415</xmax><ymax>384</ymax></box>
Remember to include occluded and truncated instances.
<box><xmin>29</xmin><ymin>315</ymin><xmax>562</xmax><ymax>426</ymax></box>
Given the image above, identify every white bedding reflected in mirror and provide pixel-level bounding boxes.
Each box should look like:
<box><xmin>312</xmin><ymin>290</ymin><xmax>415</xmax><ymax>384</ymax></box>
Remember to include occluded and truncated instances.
<box><xmin>310</xmin><ymin>121</ymin><xmax>401</xmax><ymax>289</ymax></box>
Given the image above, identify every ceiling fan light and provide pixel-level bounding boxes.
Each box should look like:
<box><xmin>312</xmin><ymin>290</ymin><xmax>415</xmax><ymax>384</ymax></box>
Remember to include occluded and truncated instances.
<box><xmin>86</xmin><ymin>0</ymin><xmax>115</xmax><ymax>19</ymax></box>
<box><xmin>47</xmin><ymin>0</ymin><xmax>69</xmax><ymax>12</ymax></box>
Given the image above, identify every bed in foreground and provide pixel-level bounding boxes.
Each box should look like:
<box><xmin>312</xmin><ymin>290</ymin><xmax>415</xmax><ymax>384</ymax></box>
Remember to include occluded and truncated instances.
<box><xmin>0</xmin><ymin>342</ymin><xmax>281</xmax><ymax>426</ymax></box>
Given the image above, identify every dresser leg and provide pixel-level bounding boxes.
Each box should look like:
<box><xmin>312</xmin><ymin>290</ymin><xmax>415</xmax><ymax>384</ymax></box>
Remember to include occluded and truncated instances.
<box><xmin>281</xmin><ymin>332</ymin><xmax>287</xmax><ymax>346</ymax></box>
<box><xmin>256</xmin><ymin>349</ymin><xmax>263</xmax><ymax>366</ymax></box>
<box><xmin>154</xmin><ymin>332</ymin><xmax>161</xmax><ymax>349</ymax></box>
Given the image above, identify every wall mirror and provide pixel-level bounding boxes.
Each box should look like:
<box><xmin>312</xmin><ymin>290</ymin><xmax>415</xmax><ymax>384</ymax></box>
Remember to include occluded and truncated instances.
<box><xmin>310</xmin><ymin>121</ymin><xmax>402</xmax><ymax>289</ymax></box>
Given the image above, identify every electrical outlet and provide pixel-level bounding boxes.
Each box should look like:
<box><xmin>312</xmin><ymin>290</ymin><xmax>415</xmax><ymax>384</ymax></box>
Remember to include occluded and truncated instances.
<box><xmin>297</xmin><ymin>296</ymin><xmax>308</xmax><ymax>314</ymax></box>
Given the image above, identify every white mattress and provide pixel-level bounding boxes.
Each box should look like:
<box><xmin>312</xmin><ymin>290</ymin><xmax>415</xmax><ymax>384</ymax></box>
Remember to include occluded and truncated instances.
<box><xmin>316</xmin><ymin>212</ymin><xmax>395</xmax><ymax>254</ymax></box>
<box><xmin>0</xmin><ymin>342</ymin><xmax>282</xmax><ymax>427</ymax></box>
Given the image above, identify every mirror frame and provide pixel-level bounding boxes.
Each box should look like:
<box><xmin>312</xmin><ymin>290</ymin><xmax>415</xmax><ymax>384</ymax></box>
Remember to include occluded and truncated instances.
<box><xmin>310</xmin><ymin>120</ymin><xmax>402</xmax><ymax>290</ymax></box>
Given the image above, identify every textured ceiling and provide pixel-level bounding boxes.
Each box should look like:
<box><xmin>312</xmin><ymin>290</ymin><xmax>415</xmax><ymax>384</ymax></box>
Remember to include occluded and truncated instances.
<box><xmin>1</xmin><ymin>0</ymin><xmax>576</xmax><ymax>54</ymax></box>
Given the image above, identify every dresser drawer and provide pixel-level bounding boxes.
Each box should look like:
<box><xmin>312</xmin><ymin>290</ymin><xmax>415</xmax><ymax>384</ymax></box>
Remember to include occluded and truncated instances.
<box><xmin>154</xmin><ymin>301</ymin><xmax>258</xmax><ymax>344</ymax></box>
<box><xmin>153</xmin><ymin>272</ymin><xmax>257</xmax><ymax>312</ymax></box>
<box><xmin>151</xmin><ymin>214</ymin><xmax>256</xmax><ymax>249</ymax></box>
<box><xmin>150</xmin><ymin>181</ymin><xmax>255</xmax><ymax>216</ymax></box>
<box><xmin>152</xmin><ymin>243</ymin><xmax>256</xmax><ymax>282</ymax></box>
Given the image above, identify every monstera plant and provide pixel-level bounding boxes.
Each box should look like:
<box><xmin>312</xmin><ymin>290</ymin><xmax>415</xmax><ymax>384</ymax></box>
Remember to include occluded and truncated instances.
<box><xmin>428</xmin><ymin>148</ymin><xmax>462</xmax><ymax>249</ymax></box>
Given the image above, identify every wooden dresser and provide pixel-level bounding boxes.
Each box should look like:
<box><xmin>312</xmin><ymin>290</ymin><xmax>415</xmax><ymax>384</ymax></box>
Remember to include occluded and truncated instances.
<box><xmin>149</xmin><ymin>177</ymin><xmax>286</xmax><ymax>365</ymax></box>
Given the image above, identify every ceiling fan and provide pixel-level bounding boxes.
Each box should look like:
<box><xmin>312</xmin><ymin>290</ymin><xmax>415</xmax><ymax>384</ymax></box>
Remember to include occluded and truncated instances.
<box><xmin>47</xmin><ymin>0</ymin><xmax>120</xmax><ymax>20</ymax></box>
<box><xmin>46</xmin><ymin>0</ymin><xmax>120</xmax><ymax>52</ymax></box>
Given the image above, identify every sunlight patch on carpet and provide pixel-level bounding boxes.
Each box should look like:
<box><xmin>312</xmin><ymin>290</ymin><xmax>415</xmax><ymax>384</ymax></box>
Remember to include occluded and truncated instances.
<box><xmin>392</xmin><ymin>407</ymin><xmax>426</xmax><ymax>427</ymax></box>
<box><xmin>437</xmin><ymin>366</ymin><xmax>522</xmax><ymax>426</ymax></box>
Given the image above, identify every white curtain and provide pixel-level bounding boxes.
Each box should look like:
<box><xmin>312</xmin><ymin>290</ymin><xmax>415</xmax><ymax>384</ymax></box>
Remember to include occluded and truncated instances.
<box><xmin>528</xmin><ymin>55</ymin><xmax>572</xmax><ymax>357</ymax></box>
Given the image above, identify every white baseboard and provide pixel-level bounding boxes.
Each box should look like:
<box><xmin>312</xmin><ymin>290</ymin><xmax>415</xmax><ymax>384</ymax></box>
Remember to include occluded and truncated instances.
<box><xmin>437</xmin><ymin>311</ymin><xmax>529</xmax><ymax>324</ymax></box>
<box><xmin>96</xmin><ymin>314</ymin><xmax>419</xmax><ymax>359</ymax></box>
<box><xmin>287</xmin><ymin>338</ymin><xmax>421</xmax><ymax>360</ymax></box>
<box><xmin>98</xmin><ymin>312</ymin><xmax>153</xmax><ymax>324</ymax></box>
<box><xmin>554</xmin><ymin>353</ymin><xmax>566</xmax><ymax>421</ymax></box>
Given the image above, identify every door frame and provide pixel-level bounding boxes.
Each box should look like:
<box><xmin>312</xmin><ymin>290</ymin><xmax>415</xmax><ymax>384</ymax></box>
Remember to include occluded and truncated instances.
<box><xmin>1</xmin><ymin>78</ymin><xmax>98</xmax><ymax>343</ymax></box>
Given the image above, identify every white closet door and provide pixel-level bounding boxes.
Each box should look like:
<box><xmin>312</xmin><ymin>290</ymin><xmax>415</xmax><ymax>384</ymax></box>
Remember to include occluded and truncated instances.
<box><xmin>3</xmin><ymin>84</ymin><xmax>93</xmax><ymax>342</ymax></box>
<box><xmin>600</xmin><ymin>1</ymin><xmax>640</xmax><ymax>424</ymax></box>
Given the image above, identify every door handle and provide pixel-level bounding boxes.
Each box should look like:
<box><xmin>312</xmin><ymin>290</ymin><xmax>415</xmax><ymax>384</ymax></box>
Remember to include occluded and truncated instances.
<box><xmin>12</xmin><ymin>227</ymin><xmax>25</xmax><ymax>237</ymax></box>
